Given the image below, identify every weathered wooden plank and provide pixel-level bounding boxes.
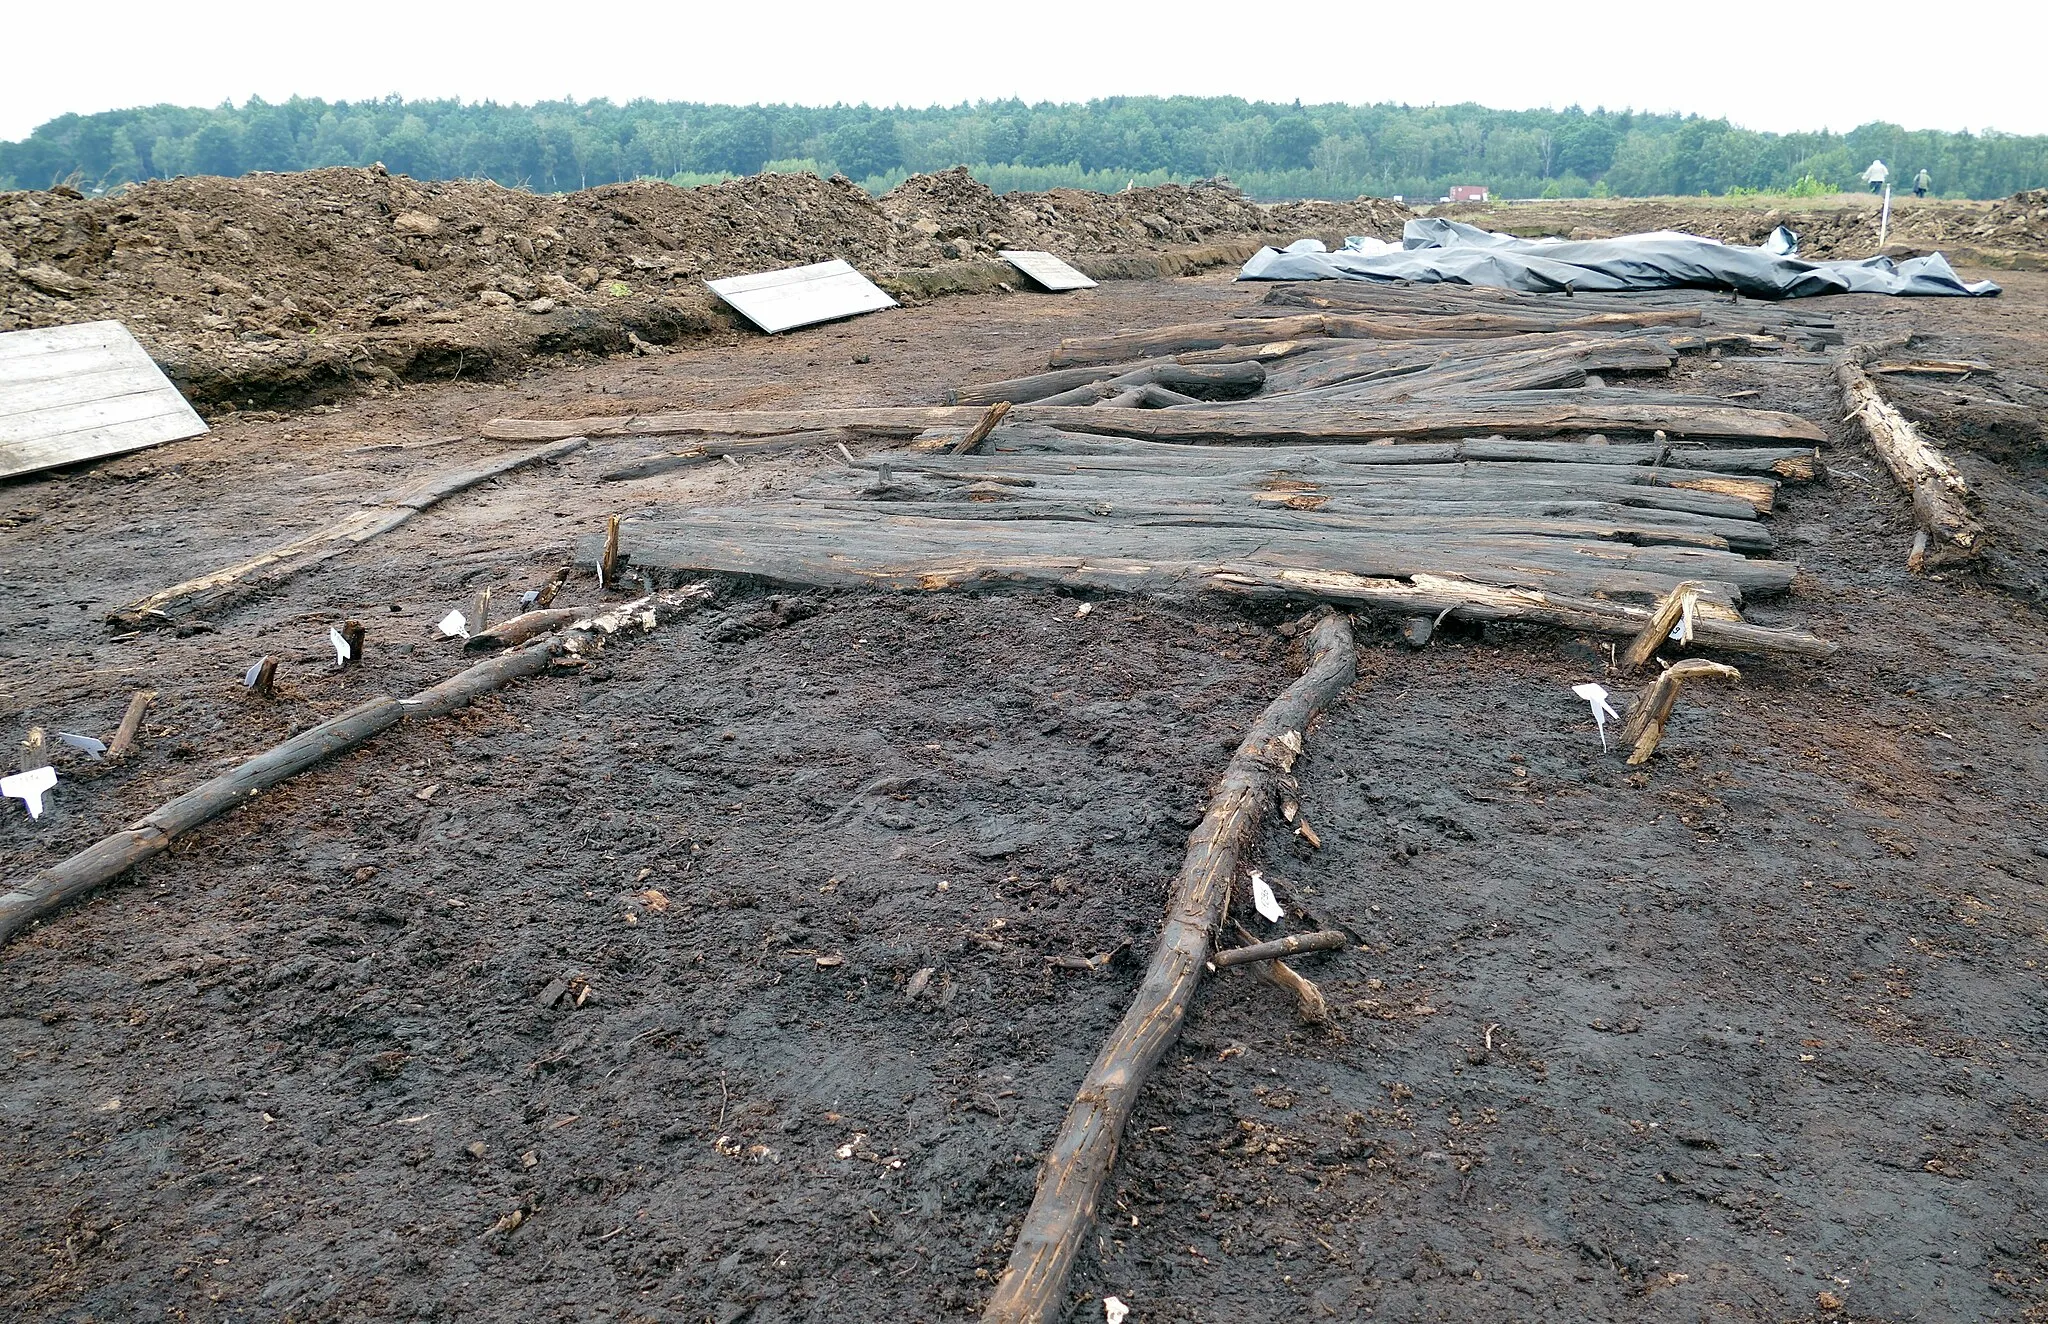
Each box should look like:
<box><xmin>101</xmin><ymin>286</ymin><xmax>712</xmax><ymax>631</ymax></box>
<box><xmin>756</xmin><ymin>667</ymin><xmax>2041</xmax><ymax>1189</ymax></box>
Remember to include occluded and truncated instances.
<box><xmin>0</xmin><ymin>321</ymin><xmax>206</xmax><ymax>479</ymax></box>
<box><xmin>706</xmin><ymin>260</ymin><xmax>897</xmax><ymax>334</ymax></box>
<box><xmin>107</xmin><ymin>437</ymin><xmax>589</xmax><ymax>627</ymax></box>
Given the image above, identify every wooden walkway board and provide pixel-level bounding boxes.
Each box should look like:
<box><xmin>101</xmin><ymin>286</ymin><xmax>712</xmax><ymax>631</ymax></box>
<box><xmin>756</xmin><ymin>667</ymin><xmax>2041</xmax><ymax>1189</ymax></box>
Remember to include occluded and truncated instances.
<box><xmin>999</xmin><ymin>250</ymin><xmax>1098</xmax><ymax>292</ymax></box>
<box><xmin>0</xmin><ymin>320</ymin><xmax>207</xmax><ymax>480</ymax></box>
<box><xmin>706</xmin><ymin>260</ymin><xmax>897</xmax><ymax>334</ymax></box>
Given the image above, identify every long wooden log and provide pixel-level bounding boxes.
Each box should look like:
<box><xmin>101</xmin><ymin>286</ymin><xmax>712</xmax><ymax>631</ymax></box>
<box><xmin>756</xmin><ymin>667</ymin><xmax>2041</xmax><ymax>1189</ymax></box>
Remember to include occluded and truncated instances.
<box><xmin>1046</xmin><ymin>309</ymin><xmax>1706</xmax><ymax>367</ymax></box>
<box><xmin>0</xmin><ymin>589</ymin><xmax>709</xmax><ymax>948</ymax></box>
<box><xmin>981</xmin><ymin>615</ymin><xmax>1357</xmax><ymax>1324</ymax></box>
<box><xmin>107</xmin><ymin>438</ymin><xmax>589</xmax><ymax>628</ymax></box>
<box><xmin>1834</xmin><ymin>355</ymin><xmax>1985</xmax><ymax>568</ymax></box>
<box><xmin>480</xmin><ymin>397</ymin><xmax>1824</xmax><ymax>447</ymax></box>
<box><xmin>1208</xmin><ymin>568</ymin><xmax>1833</xmax><ymax>658</ymax></box>
<box><xmin>953</xmin><ymin>360</ymin><xmax>1267</xmax><ymax>407</ymax></box>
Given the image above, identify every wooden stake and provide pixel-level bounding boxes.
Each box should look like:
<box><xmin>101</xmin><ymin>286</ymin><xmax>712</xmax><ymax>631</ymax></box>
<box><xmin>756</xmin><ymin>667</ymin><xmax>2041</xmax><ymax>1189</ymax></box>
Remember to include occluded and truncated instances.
<box><xmin>108</xmin><ymin>690</ymin><xmax>155</xmax><ymax>759</ymax></box>
<box><xmin>950</xmin><ymin>401</ymin><xmax>1012</xmax><ymax>455</ymax></box>
<box><xmin>1210</xmin><ymin>929</ymin><xmax>1348</xmax><ymax>969</ymax></box>
<box><xmin>18</xmin><ymin>727</ymin><xmax>48</xmax><ymax>773</ymax></box>
<box><xmin>338</xmin><ymin>621</ymin><xmax>367</xmax><ymax>669</ymax></box>
<box><xmin>247</xmin><ymin>656</ymin><xmax>278</xmax><ymax>699</ymax></box>
<box><xmin>980</xmin><ymin>615</ymin><xmax>1356</xmax><ymax>1324</ymax></box>
<box><xmin>599</xmin><ymin>514</ymin><xmax>622</xmax><ymax>589</ymax></box>
<box><xmin>1620</xmin><ymin>579</ymin><xmax>1703</xmax><ymax>672</ymax></box>
<box><xmin>1618</xmin><ymin>658</ymin><xmax>1741</xmax><ymax>766</ymax></box>
<box><xmin>470</xmin><ymin>587</ymin><xmax>493</xmax><ymax>636</ymax></box>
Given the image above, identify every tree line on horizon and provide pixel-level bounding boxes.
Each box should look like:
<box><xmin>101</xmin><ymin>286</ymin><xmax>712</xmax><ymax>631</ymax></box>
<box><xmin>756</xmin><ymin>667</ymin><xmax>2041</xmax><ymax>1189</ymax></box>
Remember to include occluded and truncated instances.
<box><xmin>4</xmin><ymin>95</ymin><xmax>2044</xmax><ymax>202</ymax></box>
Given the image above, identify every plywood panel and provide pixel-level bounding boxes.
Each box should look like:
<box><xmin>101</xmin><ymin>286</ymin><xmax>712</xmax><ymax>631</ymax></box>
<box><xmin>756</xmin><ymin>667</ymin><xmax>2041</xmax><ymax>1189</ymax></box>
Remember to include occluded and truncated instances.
<box><xmin>706</xmin><ymin>260</ymin><xmax>897</xmax><ymax>334</ymax></box>
<box><xmin>0</xmin><ymin>321</ymin><xmax>207</xmax><ymax>480</ymax></box>
<box><xmin>1000</xmin><ymin>250</ymin><xmax>1098</xmax><ymax>292</ymax></box>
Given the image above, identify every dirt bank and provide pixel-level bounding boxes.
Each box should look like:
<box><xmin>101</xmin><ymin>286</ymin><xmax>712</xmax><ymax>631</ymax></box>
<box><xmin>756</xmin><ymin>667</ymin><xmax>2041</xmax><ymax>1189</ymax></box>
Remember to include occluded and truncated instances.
<box><xmin>0</xmin><ymin>167</ymin><xmax>1407</xmax><ymax>409</ymax></box>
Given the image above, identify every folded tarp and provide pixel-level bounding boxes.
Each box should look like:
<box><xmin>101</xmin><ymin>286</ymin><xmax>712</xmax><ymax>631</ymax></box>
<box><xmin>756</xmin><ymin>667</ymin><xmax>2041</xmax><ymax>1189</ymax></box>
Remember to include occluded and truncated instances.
<box><xmin>1239</xmin><ymin>218</ymin><xmax>2001</xmax><ymax>298</ymax></box>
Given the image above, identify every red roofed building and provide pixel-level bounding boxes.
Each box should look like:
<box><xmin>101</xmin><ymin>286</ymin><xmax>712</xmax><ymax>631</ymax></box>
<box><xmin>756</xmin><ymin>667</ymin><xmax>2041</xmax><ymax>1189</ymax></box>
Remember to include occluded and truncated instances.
<box><xmin>1449</xmin><ymin>185</ymin><xmax>1490</xmax><ymax>203</ymax></box>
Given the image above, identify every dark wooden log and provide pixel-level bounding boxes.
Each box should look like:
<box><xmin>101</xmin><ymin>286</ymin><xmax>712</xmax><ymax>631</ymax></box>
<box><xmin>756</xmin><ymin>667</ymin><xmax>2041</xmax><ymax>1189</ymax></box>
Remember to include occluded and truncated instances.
<box><xmin>1</xmin><ymin>588</ymin><xmax>714</xmax><ymax>949</ymax></box>
<box><xmin>1619</xmin><ymin>658</ymin><xmax>1742</xmax><ymax>765</ymax></box>
<box><xmin>0</xmin><ymin>696</ymin><xmax>407</xmax><ymax>944</ymax></box>
<box><xmin>481</xmin><ymin>396</ymin><xmax>1824</xmax><ymax>447</ymax></box>
<box><xmin>952</xmin><ymin>401</ymin><xmax>1013</xmax><ymax>455</ymax></box>
<box><xmin>599</xmin><ymin>429</ymin><xmax>863</xmax><ymax>481</ymax></box>
<box><xmin>107</xmin><ymin>438</ymin><xmax>589</xmax><ymax>629</ymax></box>
<box><xmin>1100</xmin><ymin>383</ymin><xmax>1201</xmax><ymax>409</ymax></box>
<box><xmin>1210</xmin><ymin>929</ymin><xmax>1349</xmax><ymax>968</ymax></box>
<box><xmin>953</xmin><ymin>360</ymin><xmax>1267</xmax><ymax>407</ymax></box>
<box><xmin>980</xmin><ymin>615</ymin><xmax>1357</xmax><ymax>1324</ymax></box>
<box><xmin>107</xmin><ymin>690</ymin><xmax>155</xmax><ymax>759</ymax></box>
<box><xmin>1046</xmin><ymin>308</ymin><xmax>1705</xmax><ymax>367</ymax></box>
<box><xmin>1835</xmin><ymin>355</ymin><xmax>1985</xmax><ymax>568</ymax></box>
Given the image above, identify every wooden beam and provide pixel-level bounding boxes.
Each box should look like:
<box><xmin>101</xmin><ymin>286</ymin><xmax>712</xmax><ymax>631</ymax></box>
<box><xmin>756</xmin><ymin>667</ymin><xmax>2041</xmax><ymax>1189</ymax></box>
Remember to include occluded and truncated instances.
<box><xmin>1619</xmin><ymin>658</ymin><xmax>1742</xmax><ymax>765</ymax></box>
<box><xmin>107</xmin><ymin>437</ymin><xmax>588</xmax><ymax>629</ymax></box>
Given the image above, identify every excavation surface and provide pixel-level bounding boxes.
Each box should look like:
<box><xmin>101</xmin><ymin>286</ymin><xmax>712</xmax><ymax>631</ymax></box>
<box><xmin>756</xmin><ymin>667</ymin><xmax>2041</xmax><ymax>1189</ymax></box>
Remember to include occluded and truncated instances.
<box><xmin>2</xmin><ymin>267</ymin><xmax>2045</xmax><ymax>1323</ymax></box>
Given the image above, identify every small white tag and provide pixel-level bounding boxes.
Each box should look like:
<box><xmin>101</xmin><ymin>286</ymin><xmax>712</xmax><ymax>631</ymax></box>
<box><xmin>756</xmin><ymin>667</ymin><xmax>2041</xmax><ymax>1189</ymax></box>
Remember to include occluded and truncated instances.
<box><xmin>1572</xmin><ymin>682</ymin><xmax>1621</xmax><ymax>751</ymax></box>
<box><xmin>1</xmin><ymin>765</ymin><xmax>58</xmax><ymax>819</ymax></box>
<box><xmin>438</xmin><ymin>609</ymin><xmax>470</xmax><ymax>639</ymax></box>
<box><xmin>56</xmin><ymin>732</ymin><xmax>107</xmax><ymax>760</ymax></box>
<box><xmin>243</xmin><ymin>658</ymin><xmax>267</xmax><ymax>688</ymax></box>
<box><xmin>1250</xmin><ymin>871</ymin><xmax>1284</xmax><ymax>923</ymax></box>
<box><xmin>1104</xmin><ymin>1297</ymin><xmax>1130</xmax><ymax>1324</ymax></box>
<box><xmin>329</xmin><ymin>626</ymin><xmax>351</xmax><ymax>665</ymax></box>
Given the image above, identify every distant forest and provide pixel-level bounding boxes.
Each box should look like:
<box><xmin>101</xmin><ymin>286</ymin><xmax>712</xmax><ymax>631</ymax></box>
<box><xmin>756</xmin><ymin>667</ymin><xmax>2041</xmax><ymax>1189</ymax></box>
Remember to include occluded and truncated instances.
<box><xmin>5</xmin><ymin>96</ymin><xmax>2046</xmax><ymax>201</ymax></box>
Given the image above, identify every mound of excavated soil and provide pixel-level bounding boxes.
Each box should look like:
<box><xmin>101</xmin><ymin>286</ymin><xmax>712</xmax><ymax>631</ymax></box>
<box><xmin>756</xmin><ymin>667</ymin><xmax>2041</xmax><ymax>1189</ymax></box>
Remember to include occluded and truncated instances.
<box><xmin>0</xmin><ymin>166</ymin><xmax>1408</xmax><ymax>408</ymax></box>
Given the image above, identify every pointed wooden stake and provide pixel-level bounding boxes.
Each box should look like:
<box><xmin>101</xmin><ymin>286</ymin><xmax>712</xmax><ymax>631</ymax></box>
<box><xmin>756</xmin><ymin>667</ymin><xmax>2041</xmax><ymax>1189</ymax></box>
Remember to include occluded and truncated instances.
<box><xmin>1619</xmin><ymin>658</ymin><xmax>1741</xmax><ymax>766</ymax></box>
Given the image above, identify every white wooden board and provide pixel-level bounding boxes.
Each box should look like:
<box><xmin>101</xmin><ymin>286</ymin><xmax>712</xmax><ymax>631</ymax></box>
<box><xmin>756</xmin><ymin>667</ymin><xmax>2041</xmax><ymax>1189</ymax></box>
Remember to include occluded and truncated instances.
<box><xmin>999</xmin><ymin>250</ymin><xmax>1098</xmax><ymax>292</ymax></box>
<box><xmin>706</xmin><ymin>260</ymin><xmax>897</xmax><ymax>334</ymax></box>
<box><xmin>0</xmin><ymin>320</ymin><xmax>206</xmax><ymax>480</ymax></box>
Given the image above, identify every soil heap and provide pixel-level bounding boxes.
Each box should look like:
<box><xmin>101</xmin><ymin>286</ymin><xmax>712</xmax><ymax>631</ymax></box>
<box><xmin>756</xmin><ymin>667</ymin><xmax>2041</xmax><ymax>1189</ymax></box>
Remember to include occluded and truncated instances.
<box><xmin>0</xmin><ymin>166</ymin><xmax>1409</xmax><ymax>407</ymax></box>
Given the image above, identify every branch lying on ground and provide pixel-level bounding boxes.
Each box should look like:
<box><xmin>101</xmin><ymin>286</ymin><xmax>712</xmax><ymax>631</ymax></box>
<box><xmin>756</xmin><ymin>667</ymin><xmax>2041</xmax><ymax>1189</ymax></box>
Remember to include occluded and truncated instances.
<box><xmin>979</xmin><ymin>614</ymin><xmax>1356</xmax><ymax>1324</ymax></box>
<box><xmin>0</xmin><ymin>587</ymin><xmax>710</xmax><ymax>948</ymax></box>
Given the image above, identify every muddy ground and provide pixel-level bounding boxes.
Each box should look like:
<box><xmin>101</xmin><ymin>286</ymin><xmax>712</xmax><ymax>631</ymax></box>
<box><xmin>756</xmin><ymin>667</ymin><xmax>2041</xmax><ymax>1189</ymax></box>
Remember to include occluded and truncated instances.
<box><xmin>1</xmin><ymin>262</ymin><xmax>2046</xmax><ymax>1324</ymax></box>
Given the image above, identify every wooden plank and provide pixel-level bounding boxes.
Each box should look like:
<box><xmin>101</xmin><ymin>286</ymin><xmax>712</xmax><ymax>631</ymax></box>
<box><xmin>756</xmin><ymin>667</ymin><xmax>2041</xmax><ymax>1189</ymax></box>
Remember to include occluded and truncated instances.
<box><xmin>0</xmin><ymin>321</ymin><xmax>205</xmax><ymax>479</ymax></box>
<box><xmin>0</xmin><ymin>320</ymin><xmax>145</xmax><ymax>362</ymax></box>
<box><xmin>0</xmin><ymin>364</ymin><xmax>175</xmax><ymax>419</ymax></box>
<box><xmin>0</xmin><ymin>338</ymin><xmax>158</xmax><ymax>387</ymax></box>
<box><xmin>706</xmin><ymin>260</ymin><xmax>897</xmax><ymax>334</ymax></box>
<box><xmin>999</xmin><ymin>250</ymin><xmax>1098</xmax><ymax>292</ymax></box>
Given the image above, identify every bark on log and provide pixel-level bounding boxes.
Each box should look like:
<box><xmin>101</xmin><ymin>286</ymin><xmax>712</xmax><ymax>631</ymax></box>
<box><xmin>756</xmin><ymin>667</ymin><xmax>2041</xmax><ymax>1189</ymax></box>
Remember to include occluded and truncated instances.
<box><xmin>481</xmin><ymin>397</ymin><xmax>1824</xmax><ymax>447</ymax></box>
<box><xmin>108</xmin><ymin>438</ymin><xmax>589</xmax><ymax>628</ymax></box>
<box><xmin>1046</xmin><ymin>309</ymin><xmax>1705</xmax><ymax>367</ymax></box>
<box><xmin>1835</xmin><ymin>355</ymin><xmax>1985</xmax><ymax>567</ymax></box>
<box><xmin>1619</xmin><ymin>659</ymin><xmax>1742</xmax><ymax>765</ymax></box>
<box><xmin>980</xmin><ymin>615</ymin><xmax>1357</xmax><ymax>1324</ymax></box>
<box><xmin>0</xmin><ymin>589</ymin><xmax>712</xmax><ymax>948</ymax></box>
<box><xmin>462</xmin><ymin>607</ymin><xmax>589</xmax><ymax>651</ymax></box>
<box><xmin>1210</xmin><ymin>929</ymin><xmax>1349</xmax><ymax>968</ymax></box>
<box><xmin>107</xmin><ymin>690</ymin><xmax>155</xmax><ymax>759</ymax></box>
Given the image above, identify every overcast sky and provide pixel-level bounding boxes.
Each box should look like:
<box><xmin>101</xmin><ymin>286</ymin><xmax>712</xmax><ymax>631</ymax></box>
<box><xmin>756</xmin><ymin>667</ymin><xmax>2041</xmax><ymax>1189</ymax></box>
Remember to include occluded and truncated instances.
<box><xmin>8</xmin><ymin>0</ymin><xmax>2044</xmax><ymax>143</ymax></box>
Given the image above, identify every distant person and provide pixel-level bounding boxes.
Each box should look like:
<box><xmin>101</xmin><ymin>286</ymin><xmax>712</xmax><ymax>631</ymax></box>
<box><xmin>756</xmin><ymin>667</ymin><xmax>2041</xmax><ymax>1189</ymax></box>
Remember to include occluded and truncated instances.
<box><xmin>1913</xmin><ymin>168</ymin><xmax>1931</xmax><ymax>198</ymax></box>
<box><xmin>1862</xmin><ymin>159</ymin><xmax>1890</xmax><ymax>194</ymax></box>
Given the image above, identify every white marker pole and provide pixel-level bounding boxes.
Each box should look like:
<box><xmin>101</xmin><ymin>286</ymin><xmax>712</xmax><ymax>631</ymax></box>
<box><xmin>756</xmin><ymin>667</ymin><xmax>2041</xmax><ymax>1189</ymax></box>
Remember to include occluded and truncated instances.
<box><xmin>1878</xmin><ymin>181</ymin><xmax>1892</xmax><ymax>252</ymax></box>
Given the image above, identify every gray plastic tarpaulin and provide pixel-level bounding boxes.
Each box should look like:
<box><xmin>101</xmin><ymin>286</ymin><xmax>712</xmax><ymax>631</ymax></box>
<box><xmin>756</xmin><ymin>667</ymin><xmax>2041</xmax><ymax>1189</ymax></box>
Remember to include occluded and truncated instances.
<box><xmin>1239</xmin><ymin>217</ymin><xmax>2001</xmax><ymax>298</ymax></box>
